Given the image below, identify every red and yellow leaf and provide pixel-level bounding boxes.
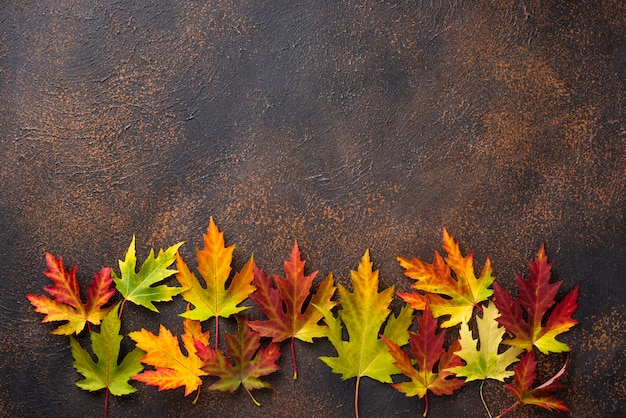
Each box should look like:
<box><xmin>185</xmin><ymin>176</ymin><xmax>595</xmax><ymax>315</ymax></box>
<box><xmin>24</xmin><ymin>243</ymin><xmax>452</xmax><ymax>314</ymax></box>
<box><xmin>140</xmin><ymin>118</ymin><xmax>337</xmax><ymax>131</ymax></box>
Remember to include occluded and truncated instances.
<box><xmin>382</xmin><ymin>304</ymin><xmax>465</xmax><ymax>417</ymax></box>
<box><xmin>26</xmin><ymin>253</ymin><xmax>115</xmax><ymax>335</ymax></box>
<box><xmin>248</xmin><ymin>242</ymin><xmax>336</xmax><ymax>379</ymax></box>
<box><xmin>195</xmin><ymin>316</ymin><xmax>280</xmax><ymax>406</ymax></box>
<box><xmin>129</xmin><ymin>315</ymin><xmax>210</xmax><ymax>399</ymax></box>
<box><xmin>493</xmin><ymin>245</ymin><xmax>579</xmax><ymax>354</ymax></box>
<box><xmin>175</xmin><ymin>218</ymin><xmax>255</xmax><ymax>348</ymax></box>
<box><xmin>497</xmin><ymin>351</ymin><xmax>570</xmax><ymax>416</ymax></box>
<box><xmin>397</xmin><ymin>229</ymin><xmax>494</xmax><ymax>327</ymax></box>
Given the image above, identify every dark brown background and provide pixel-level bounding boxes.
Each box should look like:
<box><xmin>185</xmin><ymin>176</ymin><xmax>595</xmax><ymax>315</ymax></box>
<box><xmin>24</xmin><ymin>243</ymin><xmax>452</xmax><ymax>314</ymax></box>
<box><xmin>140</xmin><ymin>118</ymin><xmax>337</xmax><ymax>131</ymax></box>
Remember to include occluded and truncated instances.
<box><xmin>0</xmin><ymin>1</ymin><xmax>624</xmax><ymax>417</ymax></box>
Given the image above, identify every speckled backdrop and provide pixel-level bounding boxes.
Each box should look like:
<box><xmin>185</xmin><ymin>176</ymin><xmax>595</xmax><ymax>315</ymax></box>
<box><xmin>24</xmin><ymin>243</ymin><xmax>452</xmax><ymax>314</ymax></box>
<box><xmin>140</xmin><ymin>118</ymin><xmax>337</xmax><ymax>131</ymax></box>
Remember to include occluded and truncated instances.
<box><xmin>0</xmin><ymin>1</ymin><xmax>624</xmax><ymax>417</ymax></box>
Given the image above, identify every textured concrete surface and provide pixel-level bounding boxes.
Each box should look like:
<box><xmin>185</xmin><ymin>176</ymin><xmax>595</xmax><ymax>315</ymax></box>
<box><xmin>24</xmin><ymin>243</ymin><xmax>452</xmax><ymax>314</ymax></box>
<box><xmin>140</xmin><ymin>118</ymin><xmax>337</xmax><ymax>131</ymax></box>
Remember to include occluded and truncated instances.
<box><xmin>0</xmin><ymin>1</ymin><xmax>624</xmax><ymax>417</ymax></box>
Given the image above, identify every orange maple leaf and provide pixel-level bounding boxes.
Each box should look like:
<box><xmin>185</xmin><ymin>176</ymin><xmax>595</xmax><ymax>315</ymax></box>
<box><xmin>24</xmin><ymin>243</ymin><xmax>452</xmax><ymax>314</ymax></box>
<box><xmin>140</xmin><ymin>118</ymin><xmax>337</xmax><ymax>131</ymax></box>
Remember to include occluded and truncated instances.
<box><xmin>176</xmin><ymin>217</ymin><xmax>255</xmax><ymax>349</ymax></box>
<box><xmin>26</xmin><ymin>253</ymin><xmax>115</xmax><ymax>335</ymax></box>
<box><xmin>129</xmin><ymin>315</ymin><xmax>210</xmax><ymax>402</ymax></box>
<box><xmin>397</xmin><ymin>229</ymin><xmax>494</xmax><ymax>327</ymax></box>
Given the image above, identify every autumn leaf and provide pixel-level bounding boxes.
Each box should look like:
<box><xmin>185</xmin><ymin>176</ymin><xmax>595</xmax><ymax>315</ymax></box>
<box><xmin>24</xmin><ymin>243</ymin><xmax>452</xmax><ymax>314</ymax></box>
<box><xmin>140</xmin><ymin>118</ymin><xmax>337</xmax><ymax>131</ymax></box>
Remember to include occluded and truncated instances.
<box><xmin>248</xmin><ymin>242</ymin><xmax>336</xmax><ymax>379</ymax></box>
<box><xmin>27</xmin><ymin>252</ymin><xmax>115</xmax><ymax>335</ymax></box>
<box><xmin>397</xmin><ymin>229</ymin><xmax>494</xmax><ymax>327</ymax></box>
<box><xmin>447</xmin><ymin>301</ymin><xmax>523</xmax><ymax>382</ymax></box>
<box><xmin>496</xmin><ymin>351</ymin><xmax>570</xmax><ymax>417</ymax></box>
<box><xmin>195</xmin><ymin>316</ymin><xmax>280</xmax><ymax>407</ymax></box>
<box><xmin>382</xmin><ymin>304</ymin><xmax>465</xmax><ymax>417</ymax></box>
<box><xmin>493</xmin><ymin>245</ymin><xmax>580</xmax><ymax>354</ymax></box>
<box><xmin>113</xmin><ymin>237</ymin><xmax>184</xmax><ymax>314</ymax></box>
<box><xmin>70</xmin><ymin>303</ymin><xmax>144</xmax><ymax>418</ymax></box>
<box><xmin>317</xmin><ymin>249</ymin><xmax>413</xmax><ymax>418</ymax></box>
<box><xmin>129</xmin><ymin>313</ymin><xmax>210</xmax><ymax>402</ymax></box>
<box><xmin>176</xmin><ymin>218</ymin><xmax>255</xmax><ymax>349</ymax></box>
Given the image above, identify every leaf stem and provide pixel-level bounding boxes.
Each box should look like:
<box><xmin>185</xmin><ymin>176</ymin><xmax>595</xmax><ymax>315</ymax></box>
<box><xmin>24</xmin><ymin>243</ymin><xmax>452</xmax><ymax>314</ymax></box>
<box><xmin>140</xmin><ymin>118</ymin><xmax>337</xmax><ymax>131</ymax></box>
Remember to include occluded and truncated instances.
<box><xmin>104</xmin><ymin>388</ymin><xmax>109</xmax><ymax>418</ymax></box>
<box><xmin>118</xmin><ymin>299</ymin><xmax>126</xmax><ymax>320</ymax></box>
<box><xmin>192</xmin><ymin>386</ymin><xmax>201</xmax><ymax>405</ymax></box>
<box><xmin>244</xmin><ymin>385</ymin><xmax>261</xmax><ymax>407</ymax></box>
<box><xmin>291</xmin><ymin>336</ymin><xmax>297</xmax><ymax>380</ymax></box>
<box><xmin>480</xmin><ymin>380</ymin><xmax>494</xmax><ymax>418</ymax></box>
<box><xmin>355</xmin><ymin>375</ymin><xmax>361</xmax><ymax>418</ymax></box>
<box><xmin>215</xmin><ymin>316</ymin><xmax>219</xmax><ymax>350</ymax></box>
<box><xmin>495</xmin><ymin>401</ymin><xmax>519</xmax><ymax>418</ymax></box>
<box><xmin>423</xmin><ymin>392</ymin><xmax>429</xmax><ymax>417</ymax></box>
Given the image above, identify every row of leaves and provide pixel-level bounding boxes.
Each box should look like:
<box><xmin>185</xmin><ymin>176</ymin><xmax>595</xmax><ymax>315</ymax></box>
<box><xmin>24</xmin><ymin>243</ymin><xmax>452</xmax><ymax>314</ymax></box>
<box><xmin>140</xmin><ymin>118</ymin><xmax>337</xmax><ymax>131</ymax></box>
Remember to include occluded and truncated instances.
<box><xmin>27</xmin><ymin>218</ymin><xmax>579</xmax><ymax>418</ymax></box>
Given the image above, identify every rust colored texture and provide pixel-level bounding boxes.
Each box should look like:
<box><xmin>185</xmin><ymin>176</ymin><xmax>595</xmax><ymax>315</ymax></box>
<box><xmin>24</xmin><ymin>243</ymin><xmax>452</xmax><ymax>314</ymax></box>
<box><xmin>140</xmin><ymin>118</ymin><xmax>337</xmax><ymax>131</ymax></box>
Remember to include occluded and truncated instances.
<box><xmin>0</xmin><ymin>1</ymin><xmax>624</xmax><ymax>417</ymax></box>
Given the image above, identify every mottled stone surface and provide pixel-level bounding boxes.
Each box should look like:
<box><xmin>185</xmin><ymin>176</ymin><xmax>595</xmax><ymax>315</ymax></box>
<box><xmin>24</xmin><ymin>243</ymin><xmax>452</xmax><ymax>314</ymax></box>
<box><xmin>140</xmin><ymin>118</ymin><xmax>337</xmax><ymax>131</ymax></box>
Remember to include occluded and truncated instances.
<box><xmin>0</xmin><ymin>1</ymin><xmax>623</xmax><ymax>417</ymax></box>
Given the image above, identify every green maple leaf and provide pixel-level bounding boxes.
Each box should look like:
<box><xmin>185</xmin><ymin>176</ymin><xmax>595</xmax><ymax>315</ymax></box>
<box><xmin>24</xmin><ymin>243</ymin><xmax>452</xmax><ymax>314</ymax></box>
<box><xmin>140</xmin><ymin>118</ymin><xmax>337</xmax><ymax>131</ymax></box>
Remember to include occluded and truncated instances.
<box><xmin>195</xmin><ymin>316</ymin><xmax>281</xmax><ymax>407</ymax></box>
<box><xmin>447</xmin><ymin>301</ymin><xmax>523</xmax><ymax>382</ymax></box>
<box><xmin>317</xmin><ymin>250</ymin><xmax>413</xmax><ymax>417</ymax></box>
<box><xmin>113</xmin><ymin>236</ymin><xmax>184</xmax><ymax>313</ymax></box>
<box><xmin>70</xmin><ymin>303</ymin><xmax>144</xmax><ymax>416</ymax></box>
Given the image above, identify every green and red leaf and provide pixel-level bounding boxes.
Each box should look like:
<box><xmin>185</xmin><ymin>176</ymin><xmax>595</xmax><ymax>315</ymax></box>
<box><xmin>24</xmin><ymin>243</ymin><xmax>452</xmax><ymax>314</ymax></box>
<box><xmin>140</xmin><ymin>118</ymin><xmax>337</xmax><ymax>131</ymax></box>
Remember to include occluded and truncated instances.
<box><xmin>382</xmin><ymin>304</ymin><xmax>465</xmax><ymax>417</ymax></box>
<box><xmin>195</xmin><ymin>316</ymin><xmax>280</xmax><ymax>406</ymax></box>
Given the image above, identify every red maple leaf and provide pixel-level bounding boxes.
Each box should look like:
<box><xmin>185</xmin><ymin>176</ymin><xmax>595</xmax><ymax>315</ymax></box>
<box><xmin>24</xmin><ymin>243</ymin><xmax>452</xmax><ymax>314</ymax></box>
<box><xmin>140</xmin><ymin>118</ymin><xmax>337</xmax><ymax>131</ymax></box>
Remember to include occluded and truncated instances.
<box><xmin>497</xmin><ymin>350</ymin><xmax>570</xmax><ymax>417</ymax></box>
<box><xmin>493</xmin><ymin>245</ymin><xmax>579</xmax><ymax>354</ymax></box>
<box><xmin>195</xmin><ymin>316</ymin><xmax>280</xmax><ymax>406</ymax></box>
<box><xmin>382</xmin><ymin>304</ymin><xmax>465</xmax><ymax>417</ymax></box>
<box><xmin>27</xmin><ymin>253</ymin><xmax>115</xmax><ymax>335</ymax></box>
<box><xmin>248</xmin><ymin>242</ymin><xmax>336</xmax><ymax>379</ymax></box>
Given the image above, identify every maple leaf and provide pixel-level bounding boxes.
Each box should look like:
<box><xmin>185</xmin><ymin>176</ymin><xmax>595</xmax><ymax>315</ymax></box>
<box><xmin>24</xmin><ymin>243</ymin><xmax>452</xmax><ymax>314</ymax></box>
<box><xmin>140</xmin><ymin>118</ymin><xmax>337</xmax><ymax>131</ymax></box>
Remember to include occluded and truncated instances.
<box><xmin>195</xmin><ymin>316</ymin><xmax>280</xmax><ymax>407</ymax></box>
<box><xmin>176</xmin><ymin>217</ymin><xmax>255</xmax><ymax>349</ymax></box>
<box><xmin>129</xmin><ymin>313</ymin><xmax>210</xmax><ymax>402</ymax></box>
<box><xmin>397</xmin><ymin>229</ymin><xmax>494</xmax><ymax>327</ymax></box>
<box><xmin>447</xmin><ymin>301</ymin><xmax>523</xmax><ymax>382</ymax></box>
<box><xmin>113</xmin><ymin>237</ymin><xmax>184</xmax><ymax>314</ymax></box>
<box><xmin>26</xmin><ymin>252</ymin><xmax>115</xmax><ymax>335</ymax></box>
<box><xmin>382</xmin><ymin>304</ymin><xmax>465</xmax><ymax>417</ymax></box>
<box><xmin>496</xmin><ymin>351</ymin><xmax>570</xmax><ymax>417</ymax></box>
<box><xmin>317</xmin><ymin>250</ymin><xmax>414</xmax><ymax>418</ymax></box>
<box><xmin>70</xmin><ymin>303</ymin><xmax>144</xmax><ymax>418</ymax></box>
<box><xmin>248</xmin><ymin>242</ymin><xmax>337</xmax><ymax>379</ymax></box>
<box><xmin>493</xmin><ymin>245</ymin><xmax>580</xmax><ymax>354</ymax></box>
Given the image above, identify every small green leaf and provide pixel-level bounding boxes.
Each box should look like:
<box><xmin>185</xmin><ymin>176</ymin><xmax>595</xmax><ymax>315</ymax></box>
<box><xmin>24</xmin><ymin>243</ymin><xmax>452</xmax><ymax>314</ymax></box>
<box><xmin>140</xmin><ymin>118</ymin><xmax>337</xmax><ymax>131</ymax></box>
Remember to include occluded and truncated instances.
<box><xmin>113</xmin><ymin>236</ymin><xmax>184</xmax><ymax>312</ymax></box>
<box><xmin>70</xmin><ymin>303</ymin><xmax>144</xmax><ymax>396</ymax></box>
